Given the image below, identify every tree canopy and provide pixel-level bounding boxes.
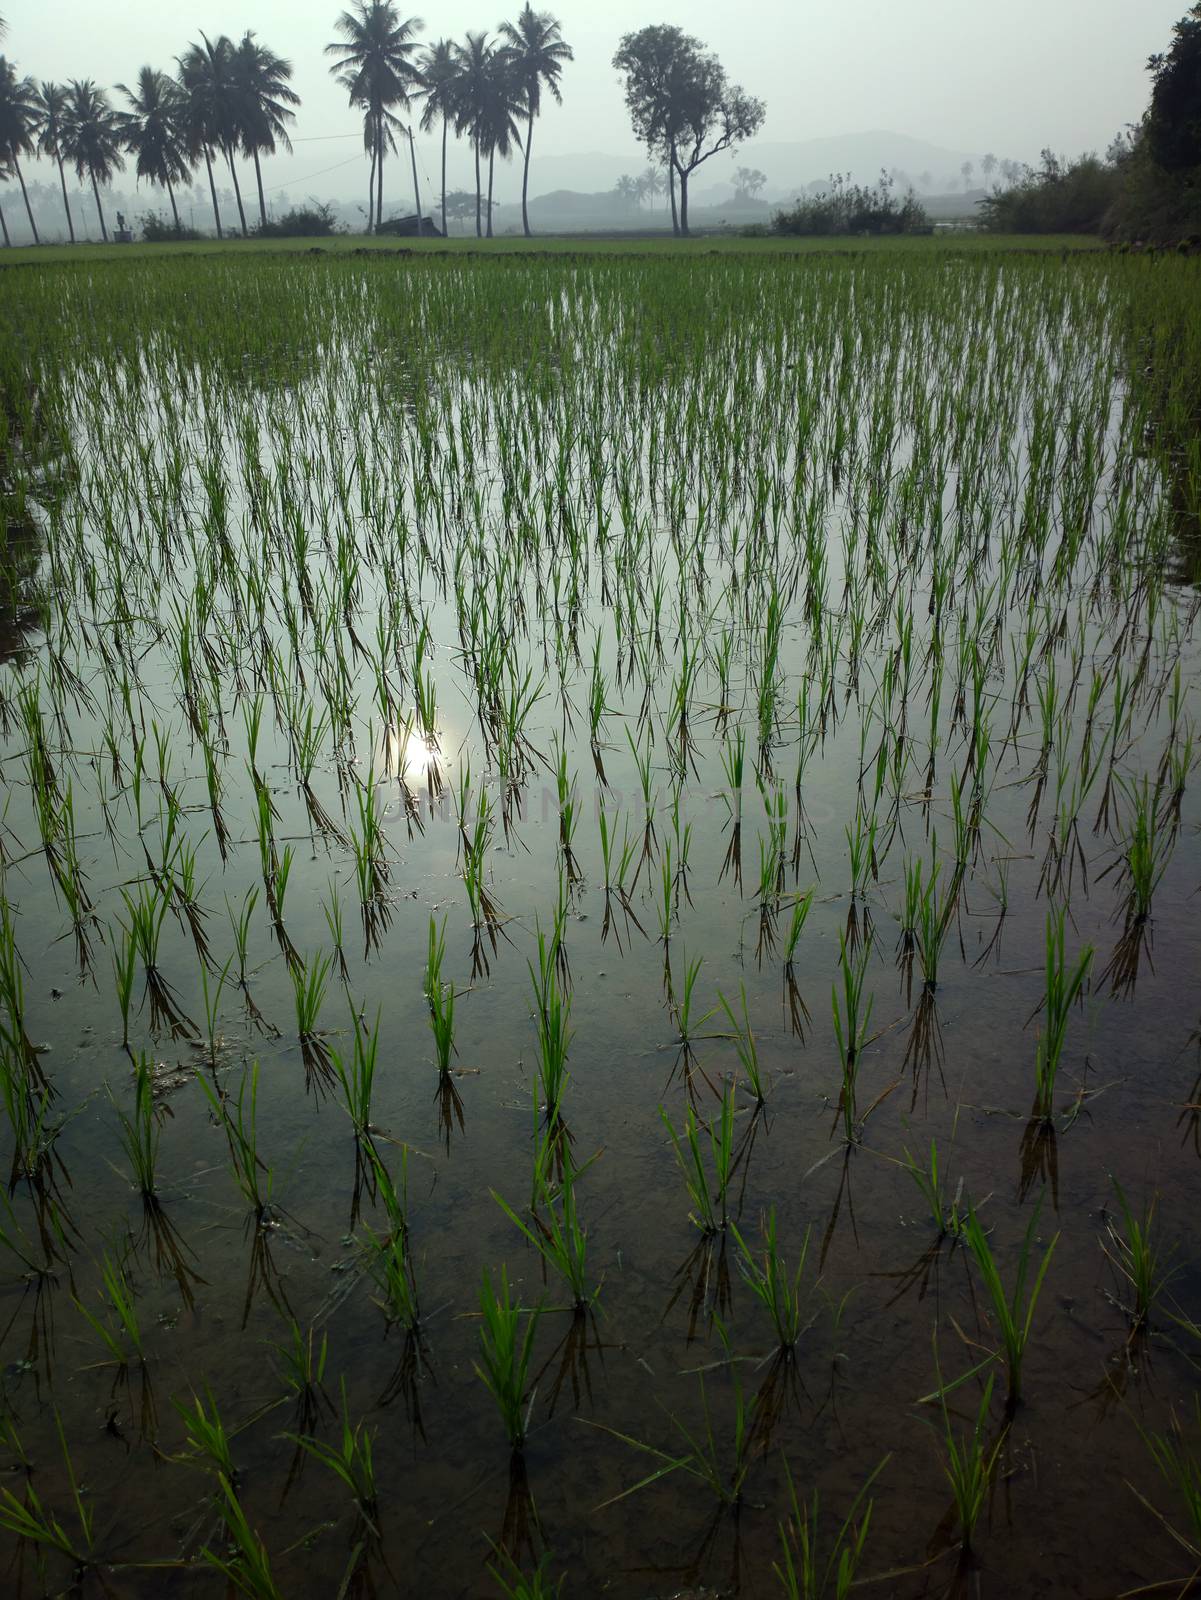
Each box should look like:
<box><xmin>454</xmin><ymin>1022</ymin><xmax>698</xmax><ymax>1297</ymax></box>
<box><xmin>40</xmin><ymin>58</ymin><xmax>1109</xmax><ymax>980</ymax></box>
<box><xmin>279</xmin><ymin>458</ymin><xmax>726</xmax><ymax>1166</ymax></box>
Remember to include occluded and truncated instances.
<box><xmin>612</xmin><ymin>25</ymin><xmax>764</xmax><ymax>235</ymax></box>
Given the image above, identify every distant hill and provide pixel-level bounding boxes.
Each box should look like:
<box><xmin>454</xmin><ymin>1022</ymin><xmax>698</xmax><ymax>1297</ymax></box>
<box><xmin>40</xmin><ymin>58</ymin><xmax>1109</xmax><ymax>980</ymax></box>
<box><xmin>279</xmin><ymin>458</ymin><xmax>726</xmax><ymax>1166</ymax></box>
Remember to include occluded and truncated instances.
<box><xmin>490</xmin><ymin>130</ymin><xmax>1005</xmax><ymax>210</ymax></box>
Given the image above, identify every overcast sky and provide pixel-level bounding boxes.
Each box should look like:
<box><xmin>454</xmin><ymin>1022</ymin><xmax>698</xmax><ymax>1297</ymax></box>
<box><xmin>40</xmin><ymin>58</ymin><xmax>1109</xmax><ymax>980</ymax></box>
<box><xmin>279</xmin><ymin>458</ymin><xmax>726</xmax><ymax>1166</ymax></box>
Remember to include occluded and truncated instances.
<box><xmin>4</xmin><ymin>0</ymin><xmax>1188</xmax><ymax>203</ymax></box>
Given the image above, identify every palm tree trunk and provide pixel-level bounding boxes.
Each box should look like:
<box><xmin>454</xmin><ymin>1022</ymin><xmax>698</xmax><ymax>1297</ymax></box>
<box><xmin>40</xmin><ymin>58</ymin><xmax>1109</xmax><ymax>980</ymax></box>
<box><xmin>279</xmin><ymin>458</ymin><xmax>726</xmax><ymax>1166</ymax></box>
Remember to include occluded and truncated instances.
<box><xmin>486</xmin><ymin>149</ymin><xmax>494</xmax><ymax>239</ymax></box>
<box><xmin>367</xmin><ymin>133</ymin><xmax>377</xmax><ymax>234</ymax></box>
<box><xmin>225</xmin><ymin>145</ymin><xmax>248</xmax><ymax>235</ymax></box>
<box><xmin>56</xmin><ymin>156</ymin><xmax>75</xmax><ymax>242</ymax></box>
<box><xmin>376</xmin><ymin>137</ymin><xmax>384</xmax><ymax>230</ymax></box>
<box><xmin>253</xmin><ymin>149</ymin><xmax>267</xmax><ymax>229</ymax></box>
<box><xmin>204</xmin><ymin>147</ymin><xmax>223</xmax><ymax>239</ymax></box>
<box><xmin>407</xmin><ymin>126</ymin><xmax>422</xmax><ymax>235</ymax></box>
<box><xmin>474</xmin><ymin>138</ymin><xmax>482</xmax><ymax>237</ymax></box>
<box><xmin>13</xmin><ymin>160</ymin><xmax>39</xmax><ymax>245</ymax></box>
<box><xmin>521</xmin><ymin>110</ymin><xmax>533</xmax><ymax>237</ymax></box>
<box><xmin>440</xmin><ymin>115</ymin><xmax>447</xmax><ymax>238</ymax></box>
<box><xmin>0</xmin><ymin>204</ymin><xmax>10</xmax><ymax>248</ymax></box>
<box><xmin>167</xmin><ymin>180</ymin><xmax>180</xmax><ymax>230</ymax></box>
<box><xmin>90</xmin><ymin>171</ymin><xmax>108</xmax><ymax>242</ymax></box>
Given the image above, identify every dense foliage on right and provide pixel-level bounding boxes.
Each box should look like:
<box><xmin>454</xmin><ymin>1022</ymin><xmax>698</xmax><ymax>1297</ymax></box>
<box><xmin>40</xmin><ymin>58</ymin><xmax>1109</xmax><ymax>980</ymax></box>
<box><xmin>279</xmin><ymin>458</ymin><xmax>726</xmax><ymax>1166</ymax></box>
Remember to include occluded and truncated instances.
<box><xmin>980</xmin><ymin>4</ymin><xmax>1201</xmax><ymax>243</ymax></box>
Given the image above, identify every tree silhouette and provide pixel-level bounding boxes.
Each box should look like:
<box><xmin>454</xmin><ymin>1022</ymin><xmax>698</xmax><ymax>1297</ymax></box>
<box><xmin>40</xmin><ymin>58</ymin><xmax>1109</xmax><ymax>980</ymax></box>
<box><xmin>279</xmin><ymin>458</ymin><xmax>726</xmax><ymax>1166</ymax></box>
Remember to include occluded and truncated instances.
<box><xmin>326</xmin><ymin>2</ymin><xmax>424</xmax><ymax>234</ymax></box>
<box><xmin>613</xmin><ymin>26</ymin><xmax>764</xmax><ymax>236</ymax></box>
<box><xmin>179</xmin><ymin>35</ymin><xmax>248</xmax><ymax>235</ymax></box>
<box><xmin>232</xmin><ymin>32</ymin><xmax>299</xmax><ymax>229</ymax></box>
<box><xmin>498</xmin><ymin>6</ymin><xmax>572</xmax><ymax>237</ymax></box>
<box><xmin>0</xmin><ymin>56</ymin><xmax>42</xmax><ymax>243</ymax></box>
<box><xmin>418</xmin><ymin>38</ymin><xmax>459</xmax><ymax>238</ymax></box>
<box><xmin>116</xmin><ymin>67</ymin><xmax>191</xmax><ymax>229</ymax></box>
<box><xmin>60</xmin><ymin>79</ymin><xmax>125</xmax><ymax>242</ymax></box>
<box><xmin>35</xmin><ymin>81</ymin><xmax>75</xmax><ymax>241</ymax></box>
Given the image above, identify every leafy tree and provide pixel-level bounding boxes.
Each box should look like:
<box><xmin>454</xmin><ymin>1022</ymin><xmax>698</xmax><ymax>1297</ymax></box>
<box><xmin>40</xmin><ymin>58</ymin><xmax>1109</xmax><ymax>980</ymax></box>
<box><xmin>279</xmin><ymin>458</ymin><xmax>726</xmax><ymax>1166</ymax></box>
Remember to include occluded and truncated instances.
<box><xmin>1146</xmin><ymin>4</ymin><xmax>1201</xmax><ymax>174</ymax></box>
<box><xmin>443</xmin><ymin>187</ymin><xmax>478</xmax><ymax>233</ymax></box>
<box><xmin>612</xmin><ymin>25</ymin><xmax>764</xmax><ymax>236</ymax></box>
<box><xmin>418</xmin><ymin>38</ymin><xmax>459</xmax><ymax>238</ymax></box>
<box><xmin>732</xmin><ymin>164</ymin><xmax>766</xmax><ymax>202</ymax></box>
<box><xmin>982</xmin><ymin>151</ymin><xmax>998</xmax><ymax>184</ymax></box>
<box><xmin>116</xmin><ymin>67</ymin><xmax>191</xmax><ymax>229</ymax></box>
<box><xmin>0</xmin><ymin>56</ymin><xmax>41</xmax><ymax>243</ymax></box>
<box><xmin>232</xmin><ymin>32</ymin><xmax>300</xmax><ymax>229</ymax></box>
<box><xmin>498</xmin><ymin>6</ymin><xmax>572</xmax><ymax>237</ymax></box>
<box><xmin>35</xmin><ymin>81</ymin><xmax>75</xmax><ymax>241</ymax></box>
<box><xmin>326</xmin><ymin>2</ymin><xmax>424</xmax><ymax>234</ymax></box>
<box><xmin>60</xmin><ymin>79</ymin><xmax>125</xmax><ymax>242</ymax></box>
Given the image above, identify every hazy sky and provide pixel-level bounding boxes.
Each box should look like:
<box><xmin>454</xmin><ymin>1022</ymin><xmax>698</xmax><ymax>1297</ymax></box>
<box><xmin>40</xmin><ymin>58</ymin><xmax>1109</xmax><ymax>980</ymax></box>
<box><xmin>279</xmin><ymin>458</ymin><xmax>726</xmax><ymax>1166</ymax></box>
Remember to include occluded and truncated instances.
<box><xmin>5</xmin><ymin>0</ymin><xmax>1188</xmax><ymax>201</ymax></box>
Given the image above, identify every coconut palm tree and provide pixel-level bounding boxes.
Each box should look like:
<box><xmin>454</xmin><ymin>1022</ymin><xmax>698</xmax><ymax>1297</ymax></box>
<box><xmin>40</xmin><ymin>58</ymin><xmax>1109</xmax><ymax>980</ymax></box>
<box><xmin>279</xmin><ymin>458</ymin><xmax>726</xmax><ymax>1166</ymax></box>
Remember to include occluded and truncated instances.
<box><xmin>0</xmin><ymin>57</ymin><xmax>42</xmax><ymax>243</ymax></box>
<box><xmin>326</xmin><ymin>3</ymin><xmax>424</xmax><ymax>234</ymax></box>
<box><xmin>477</xmin><ymin>47</ymin><xmax>525</xmax><ymax>239</ymax></box>
<box><xmin>35</xmin><ymin>82</ymin><xmax>74</xmax><ymax>242</ymax></box>
<box><xmin>418</xmin><ymin>38</ymin><xmax>459</xmax><ymax>239</ymax></box>
<box><xmin>498</xmin><ymin>7</ymin><xmax>571</xmax><ymax>237</ymax></box>
<box><xmin>455</xmin><ymin>32</ymin><xmax>524</xmax><ymax>239</ymax></box>
<box><xmin>179</xmin><ymin>35</ymin><xmax>248</xmax><ymax>235</ymax></box>
<box><xmin>177</xmin><ymin>45</ymin><xmax>225</xmax><ymax>237</ymax></box>
<box><xmin>60</xmin><ymin>80</ymin><xmax>124</xmax><ymax>242</ymax></box>
<box><xmin>231</xmin><ymin>32</ymin><xmax>299</xmax><ymax>229</ymax></box>
<box><xmin>116</xmin><ymin>67</ymin><xmax>191</xmax><ymax>230</ymax></box>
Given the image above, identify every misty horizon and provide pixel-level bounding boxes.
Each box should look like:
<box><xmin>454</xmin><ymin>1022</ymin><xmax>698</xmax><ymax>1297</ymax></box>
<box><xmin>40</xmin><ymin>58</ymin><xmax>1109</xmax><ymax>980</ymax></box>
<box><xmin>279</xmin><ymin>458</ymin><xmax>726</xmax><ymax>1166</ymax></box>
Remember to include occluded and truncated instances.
<box><xmin>1</xmin><ymin>0</ymin><xmax>1187</xmax><ymax>221</ymax></box>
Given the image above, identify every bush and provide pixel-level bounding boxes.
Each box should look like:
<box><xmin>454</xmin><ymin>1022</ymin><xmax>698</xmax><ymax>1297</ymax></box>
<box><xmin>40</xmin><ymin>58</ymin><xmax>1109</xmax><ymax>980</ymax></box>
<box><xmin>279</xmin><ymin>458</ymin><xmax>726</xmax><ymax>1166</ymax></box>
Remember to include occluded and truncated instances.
<box><xmin>977</xmin><ymin>151</ymin><xmax>1121</xmax><ymax>234</ymax></box>
<box><xmin>140</xmin><ymin>211</ymin><xmax>202</xmax><ymax>243</ymax></box>
<box><xmin>255</xmin><ymin>203</ymin><xmax>339</xmax><ymax>239</ymax></box>
<box><xmin>772</xmin><ymin>172</ymin><xmax>929</xmax><ymax>237</ymax></box>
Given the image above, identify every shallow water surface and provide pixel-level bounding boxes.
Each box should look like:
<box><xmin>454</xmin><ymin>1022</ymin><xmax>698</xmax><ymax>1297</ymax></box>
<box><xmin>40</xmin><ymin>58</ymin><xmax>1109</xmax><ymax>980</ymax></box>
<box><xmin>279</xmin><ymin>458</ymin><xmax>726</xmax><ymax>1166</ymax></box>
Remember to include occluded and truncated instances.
<box><xmin>0</xmin><ymin>249</ymin><xmax>1199</xmax><ymax>1597</ymax></box>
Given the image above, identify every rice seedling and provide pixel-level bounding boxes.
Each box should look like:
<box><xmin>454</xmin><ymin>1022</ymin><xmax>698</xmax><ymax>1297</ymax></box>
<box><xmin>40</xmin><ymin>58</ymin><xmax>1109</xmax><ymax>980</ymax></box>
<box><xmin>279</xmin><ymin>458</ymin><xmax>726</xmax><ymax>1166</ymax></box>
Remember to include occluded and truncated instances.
<box><xmin>0</xmin><ymin>1413</ymin><xmax>96</xmax><ymax>1572</ymax></box>
<box><xmin>199</xmin><ymin>1064</ymin><xmax>273</xmax><ymax>1221</ymax></box>
<box><xmin>928</xmin><ymin>1353</ymin><xmax>1005</xmax><ymax>1557</ymax></box>
<box><xmin>901</xmin><ymin>1141</ymin><xmax>965</xmax><ymax>1239</ymax></box>
<box><xmin>425</xmin><ymin>916</ymin><xmax>456</xmax><ymax>1075</ymax></box>
<box><xmin>595</xmin><ymin>1321</ymin><xmax>755</xmax><ymax>1509</ymax></box>
<box><xmin>200</xmin><ymin>1473</ymin><xmax>283</xmax><ymax>1600</ymax></box>
<box><xmin>495</xmin><ymin>1153</ymin><xmax>596</xmax><ymax>1314</ymax></box>
<box><xmin>289</xmin><ymin>1379</ymin><xmax>379</xmax><ymax>1533</ymax></box>
<box><xmin>330</xmin><ymin>1011</ymin><xmax>382</xmax><ymax>1145</ymax></box>
<box><xmin>112</xmin><ymin>1052</ymin><xmax>162</xmax><ymax>1205</ymax></box>
<box><xmin>1131</xmin><ymin>1400</ymin><xmax>1201</xmax><ymax>1581</ymax></box>
<box><xmin>489</xmin><ymin>1548</ymin><xmax>563</xmax><ymax>1600</ymax></box>
<box><xmin>1102</xmin><ymin>1179</ymin><xmax>1176</xmax><ymax>1334</ymax></box>
<box><xmin>660</xmin><ymin>1083</ymin><xmax>736</xmax><ymax>1235</ymax></box>
<box><xmin>360</xmin><ymin>1144</ymin><xmax>420</xmax><ymax>1332</ymax></box>
<box><xmin>731</xmin><ymin>1209</ymin><xmax>813</xmax><ymax>1351</ymax></box>
<box><xmin>75</xmin><ymin>1248</ymin><xmax>145</xmax><ymax>1369</ymax></box>
<box><xmin>1031</xmin><ymin>909</ymin><xmax>1093</xmax><ymax>1124</ymax></box>
<box><xmin>832</xmin><ymin>931</ymin><xmax>875</xmax><ymax>1143</ymax></box>
<box><xmin>962</xmin><ymin>1203</ymin><xmax>1059</xmax><ymax>1413</ymax></box>
<box><xmin>272</xmin><ymin>1319</ymin><xmax>330</xmax><ymax>1431</ymax></box>
<box><xmin>718</xmin><ymin>983</ymin><xmax>768</xmax><ymax>1104</ymax></box>
<box><xmin>475</xmin><ymin>1266</ymin><xmax>542</xmax><ymax>1451</ymax></box>
<box><xmin>774</xmin><ymin>1456</ymin><xmax>887</xmax><ymax>1600</ymax></box>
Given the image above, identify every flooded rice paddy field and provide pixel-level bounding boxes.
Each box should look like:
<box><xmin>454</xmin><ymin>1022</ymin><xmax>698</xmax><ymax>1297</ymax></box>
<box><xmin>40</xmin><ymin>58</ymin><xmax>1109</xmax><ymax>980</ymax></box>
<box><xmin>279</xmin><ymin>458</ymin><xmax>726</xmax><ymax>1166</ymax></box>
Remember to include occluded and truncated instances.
<box><xmin>0</xmin><ymin>247</ymin><xmax>1199</xmax><ymax>1597</ymax></box>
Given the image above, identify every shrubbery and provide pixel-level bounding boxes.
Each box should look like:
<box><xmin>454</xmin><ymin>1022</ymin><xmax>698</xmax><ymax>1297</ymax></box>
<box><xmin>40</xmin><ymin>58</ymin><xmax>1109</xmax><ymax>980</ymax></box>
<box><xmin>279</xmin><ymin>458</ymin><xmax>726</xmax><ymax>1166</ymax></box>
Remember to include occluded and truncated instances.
<box><xmin>771</xmin><ymin>173</ymin><xmax>929</xmax><ymax>237</ymax></box>
<box><xmin>255</xmin><ymin>203</ymin><xmax>339</xmax><ymax>238</ymax></box>
<box><xmin>140</xmin><ymin>211</ymin><xmax>202</xmax><ymax>243</ymax></box>
<box><xmin>977</xmin><ymin>151</ymin><xmax>1120</xmax><ymax>234</ymax></box>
